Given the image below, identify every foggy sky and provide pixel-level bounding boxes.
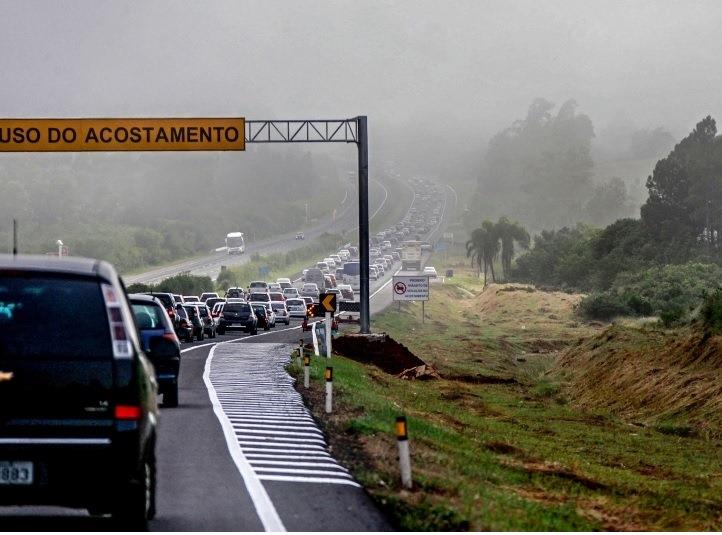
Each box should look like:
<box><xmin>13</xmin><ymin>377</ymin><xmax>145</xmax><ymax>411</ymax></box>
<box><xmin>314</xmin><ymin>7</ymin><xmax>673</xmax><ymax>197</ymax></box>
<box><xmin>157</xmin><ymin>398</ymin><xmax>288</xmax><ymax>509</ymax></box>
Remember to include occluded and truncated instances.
<box><xmin>1</xmin><ymin>0</ymin><xmax>721</xmax><ymax>152</ymax></box>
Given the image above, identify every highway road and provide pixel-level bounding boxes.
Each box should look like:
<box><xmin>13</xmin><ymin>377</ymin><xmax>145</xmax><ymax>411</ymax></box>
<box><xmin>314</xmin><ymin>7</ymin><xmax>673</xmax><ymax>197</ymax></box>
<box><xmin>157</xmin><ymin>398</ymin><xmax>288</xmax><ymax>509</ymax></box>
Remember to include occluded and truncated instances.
<box><xmin>0</xmin><ymin>179</ymin><xmax>453</xmax><ymax>531</ymax></box>
<box><xmin>124</xmin><ymin>178</ymin><xmax>392</xmax><ymax>286</ymax></box>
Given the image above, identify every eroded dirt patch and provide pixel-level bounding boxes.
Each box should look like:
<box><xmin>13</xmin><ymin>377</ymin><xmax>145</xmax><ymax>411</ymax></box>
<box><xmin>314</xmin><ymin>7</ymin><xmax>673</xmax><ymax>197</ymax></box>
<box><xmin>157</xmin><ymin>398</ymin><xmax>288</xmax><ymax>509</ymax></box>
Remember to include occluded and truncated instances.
<box><xmin>334</xmin><ymin>332</ymin><xmax>435</xmax><ymax>376</ymax></box>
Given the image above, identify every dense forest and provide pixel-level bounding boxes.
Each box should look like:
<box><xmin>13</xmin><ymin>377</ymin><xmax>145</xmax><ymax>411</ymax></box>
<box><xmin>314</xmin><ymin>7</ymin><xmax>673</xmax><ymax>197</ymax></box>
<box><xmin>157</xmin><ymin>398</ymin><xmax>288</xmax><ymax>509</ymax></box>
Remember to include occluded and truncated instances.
<box><xmin>467</xmin><ymin>98</ymin><xmax>675</xmax><ymax>232</ymax></box>
<box><xmin>471</xmin><ymin>114</ymin><xmax>722</xmax><ymax>324</ymax></box>
<box><xmin>0</xmin><ymin>147</ymin><xmax>344</xmax><ymax>272</ymax></box>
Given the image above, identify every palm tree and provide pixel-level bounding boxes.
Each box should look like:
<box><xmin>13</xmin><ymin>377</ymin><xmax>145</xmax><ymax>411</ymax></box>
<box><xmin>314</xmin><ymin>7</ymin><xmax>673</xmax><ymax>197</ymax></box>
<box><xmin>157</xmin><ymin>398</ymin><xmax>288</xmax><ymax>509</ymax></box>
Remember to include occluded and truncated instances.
<box><xmin>481</xmin><ymin>220</ymin><xmax>500</xmax><ymax>282</ymax></box>
<box><xmin>466</xmin><ymin>220</ymin><xmax>501</xmax><ymax>284</ymax></box>
<box><xmin>466</xmin><ymin>228</ymin><xmax>485</xmax><ymax>278</ymax></box>
<box><xmin>495</xmin><ymin>217</ymin><xmax>530</xmax><ymax>280</ymax></box>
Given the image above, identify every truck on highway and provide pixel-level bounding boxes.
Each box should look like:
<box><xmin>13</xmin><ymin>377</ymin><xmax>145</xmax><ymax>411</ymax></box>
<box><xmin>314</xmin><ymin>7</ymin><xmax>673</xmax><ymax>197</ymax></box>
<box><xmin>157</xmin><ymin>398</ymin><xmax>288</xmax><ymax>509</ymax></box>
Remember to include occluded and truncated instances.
<box><xmin>401</xmin><ymin>240</ymin><xmax>423</xmax><ymax>271</ymax></box>
<box><xmin>225</xmin><ymin>232</ymin><xmax>245</xmax><ymax>254</ymax></box>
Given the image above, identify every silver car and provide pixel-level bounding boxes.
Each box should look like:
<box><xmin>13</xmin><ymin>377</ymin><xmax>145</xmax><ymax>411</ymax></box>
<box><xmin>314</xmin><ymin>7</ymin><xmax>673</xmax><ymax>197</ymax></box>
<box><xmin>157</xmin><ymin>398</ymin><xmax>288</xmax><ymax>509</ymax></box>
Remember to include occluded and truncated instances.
<box><xmin>271</xmin><ymin>301</ymin><xmax>290</xmax><ymax>325</ymax></box>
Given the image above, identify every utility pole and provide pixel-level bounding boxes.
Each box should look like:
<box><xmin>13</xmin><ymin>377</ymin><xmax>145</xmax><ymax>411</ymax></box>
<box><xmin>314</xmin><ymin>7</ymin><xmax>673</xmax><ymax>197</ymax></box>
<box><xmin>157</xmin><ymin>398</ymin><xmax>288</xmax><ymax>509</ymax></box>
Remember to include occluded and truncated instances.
<box><xmin>12</xmin><ymin>219</ymin><xmax>17</xmax><ymax>256</ymax></box>
<box><xmin>357</xmin><ymin>116</ymin><xmax>370</xmax><ymax>334</ymax></box>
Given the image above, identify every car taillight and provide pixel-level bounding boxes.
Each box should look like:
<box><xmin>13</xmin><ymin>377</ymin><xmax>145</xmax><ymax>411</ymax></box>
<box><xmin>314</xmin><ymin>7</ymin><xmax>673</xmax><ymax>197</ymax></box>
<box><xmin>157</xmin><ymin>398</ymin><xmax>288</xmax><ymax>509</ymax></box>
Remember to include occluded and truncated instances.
<box><xmin>162</xmin><ymin>332</ymin><xmax>179</xmax><ymax>344</ymax></box>
<box><xmin>115</xmin><ymin>405</ymin><xmax>142</xmax><ymax>420</ymax></box>
<box><xmin>102</xmin><ymin>283</ymin><xmax>132</xmax><ymax>359</ymax></box>
<box><xmin>167</xmin><ymin>308</ymin><xmax>175</xmax><ymax>318</ymax></box>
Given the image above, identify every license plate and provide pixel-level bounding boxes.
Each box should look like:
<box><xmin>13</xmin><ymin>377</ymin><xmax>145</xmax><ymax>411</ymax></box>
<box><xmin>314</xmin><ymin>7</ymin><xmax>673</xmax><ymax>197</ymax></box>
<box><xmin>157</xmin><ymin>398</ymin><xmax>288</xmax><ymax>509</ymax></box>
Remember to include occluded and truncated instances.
<box><xmin>0</xmin><ymin>461</ymin><xmax>33</xmax><ymax>485</ymax></box>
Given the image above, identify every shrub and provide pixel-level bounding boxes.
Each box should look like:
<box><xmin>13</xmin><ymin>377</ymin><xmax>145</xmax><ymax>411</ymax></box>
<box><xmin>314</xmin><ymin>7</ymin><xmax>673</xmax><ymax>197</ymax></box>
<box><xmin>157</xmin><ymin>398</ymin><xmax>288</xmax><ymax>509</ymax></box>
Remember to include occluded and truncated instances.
<box><xmin>659</xmin><ymin>306</ymin><xmax>685</xmax><ymax>327</ymax></box>
<box><xmin>701</xmin><ymin>288</ymin><xmax>722</xmax><ymax>334</ymax></box>
<box><xmin>577</xmin><ymin>292</ymin><xmax>630</xmax><ymax>320</ymax></box>
<box><xmin>126</xmin><ymin>283</ymin><xmax>151</xmax><ymax>294</ymax></box>
<box><xmin>626</xmin><ymin>294</ymin><xmax>653</xmax><ymax>316</ymax></box>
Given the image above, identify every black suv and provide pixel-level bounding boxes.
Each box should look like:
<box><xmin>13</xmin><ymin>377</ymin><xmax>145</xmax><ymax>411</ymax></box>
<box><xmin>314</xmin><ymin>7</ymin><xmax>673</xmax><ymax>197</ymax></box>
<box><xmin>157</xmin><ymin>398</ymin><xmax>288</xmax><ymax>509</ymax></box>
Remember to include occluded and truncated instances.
<box><xmin>143</xmin><ymin>291</ymin><xmax>178</xmax><ymax>328</ymax></box>
<box><xmin>0</xmin><ymin>255</ymin><xmax>159</xmax><ymax>526</ymax></box>
<box><xmin>217</xmin><ymin>302</ymin><xmax>257</xmax><ymax>335</ymax></box>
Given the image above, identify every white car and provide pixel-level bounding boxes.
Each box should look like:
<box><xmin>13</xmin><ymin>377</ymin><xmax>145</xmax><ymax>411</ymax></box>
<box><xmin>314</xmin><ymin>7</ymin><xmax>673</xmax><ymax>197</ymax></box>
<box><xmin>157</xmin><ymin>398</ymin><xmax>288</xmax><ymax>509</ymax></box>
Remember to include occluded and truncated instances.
<box><xmin>323</xmin><ymin>258</ymin><xmax>337</xmax><ymax>270</ymax></box>
<box><xmin>286</xmin><ymin>298</ymin><xmax>308</xmax><ymax>318</ymax></box>
<box><xmin>268</xmin><ymin>283</ymin><xmax>282</xmax><ymax>293</ymax></box>
<box><xmin>301</xmin><ymin>283</ymin><xmax>320</xmax><ymax>300</ymax></box>
<box><xmin>250</xmin><ymin>301</ymin><xmax>276</xmax><ymax>328</ymax></box>
<box><xmin>369</xmin><ymin>266</ymin><xmax>379</xmax><ymax>280</ymax></box>
<box><xmin>270</xmin><ymin>301</ymin><xmax>290</xmax><ymax>325</ymax></box>
<box><xmin>337</xmin><ymin>284</ymin><xmax>354</xmax><ymax>301</ymax></box>
<box><xmin>211</xmin><ymin>302</ymin><xmax>225</xmax><ymax>325</ymax></box>
<box><xmin>423</xmin><ymin>266</ymin><xmax>438</xmax><ymax>278</ymax></box>
<box><xmin>283</xmin><ymin>287</ymin><xmax>300</xmax><ymax>299</ymax></box>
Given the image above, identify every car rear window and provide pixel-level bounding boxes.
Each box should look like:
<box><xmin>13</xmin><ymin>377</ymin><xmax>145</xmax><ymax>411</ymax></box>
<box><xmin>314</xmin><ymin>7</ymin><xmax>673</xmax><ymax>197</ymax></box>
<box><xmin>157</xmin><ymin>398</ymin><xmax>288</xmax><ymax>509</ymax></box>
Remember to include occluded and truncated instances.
<box><xmin>0</xmin><ymin>275</ymin><xmax>110</xmax><ymax>359</ymax></box>
<box><xmin>225</xmin><ymin>303</ymin><xmax>251</xmax><ymax>313</ymax></box>
<box><xmin>148</xmin><ymin>293</ymin><xmax>173</xmax><ymax>308</ymax></box>
<box><xmin>271</xmin><ymin>303</ymin><xmax>285</xmax><ymax>310</ymax></box>
<box><xmin>131</xmin><ymin>302</ymin><xmax>167</xmax><ymax>330</ymax></box>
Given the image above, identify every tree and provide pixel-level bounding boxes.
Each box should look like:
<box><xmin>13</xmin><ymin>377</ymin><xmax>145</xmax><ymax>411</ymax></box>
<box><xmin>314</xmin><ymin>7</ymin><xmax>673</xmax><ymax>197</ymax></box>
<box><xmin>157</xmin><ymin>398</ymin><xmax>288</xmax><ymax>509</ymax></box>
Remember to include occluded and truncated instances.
<box><xmin>469</xmin><ymin>97</ymin><xmax>595</xmax><ymax>231</ymax></box>
<box><xmin>585</xmin><ymin>177</ymin><xmax>635</xmax><ymax>227</ymax></box>
<box><xmin>494</xmin><ymin>217</ymin><xmax>530</xmax><ymax>280</ymax></box>
<box><xmin>641</xmin><ymin>116</ymin><xmax>721</xmax><ymax>262</ymax></box>
<box><xmin>466</xmin><ymin>220</ymin><xmax>501</xmax><ymax>283</ymax></box>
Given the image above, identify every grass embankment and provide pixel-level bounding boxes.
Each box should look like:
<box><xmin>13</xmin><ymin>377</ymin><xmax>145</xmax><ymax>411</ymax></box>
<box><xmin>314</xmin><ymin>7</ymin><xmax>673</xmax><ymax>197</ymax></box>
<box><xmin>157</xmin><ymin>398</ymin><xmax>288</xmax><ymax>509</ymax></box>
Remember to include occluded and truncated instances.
<box><xmin>292</xmin><ymin>264</ymin><xmax>722</xmax><ymax>530</ymax></box>
<box><xmin>557</xmin><ymin>324</ymin><xmax>722</xmax><ymax>438</ymax></box>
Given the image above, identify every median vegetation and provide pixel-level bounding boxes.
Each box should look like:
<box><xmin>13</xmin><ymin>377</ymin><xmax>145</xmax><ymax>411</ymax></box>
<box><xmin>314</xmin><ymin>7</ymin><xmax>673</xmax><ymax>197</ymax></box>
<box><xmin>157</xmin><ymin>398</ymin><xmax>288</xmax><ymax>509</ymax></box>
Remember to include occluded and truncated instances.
<box><xmin>214</xmin><ymin>232</ymin><xmax>349</xmax><ymax>290</ymax></box>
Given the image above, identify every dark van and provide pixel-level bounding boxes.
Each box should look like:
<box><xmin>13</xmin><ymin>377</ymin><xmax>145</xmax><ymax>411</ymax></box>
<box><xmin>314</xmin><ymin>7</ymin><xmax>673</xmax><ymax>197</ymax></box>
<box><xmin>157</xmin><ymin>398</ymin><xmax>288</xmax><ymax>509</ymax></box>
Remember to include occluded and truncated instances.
<box><xmin>0</xmin><ymin>255</ymin><xmax>159</xmax><ymax>526</ymax></box>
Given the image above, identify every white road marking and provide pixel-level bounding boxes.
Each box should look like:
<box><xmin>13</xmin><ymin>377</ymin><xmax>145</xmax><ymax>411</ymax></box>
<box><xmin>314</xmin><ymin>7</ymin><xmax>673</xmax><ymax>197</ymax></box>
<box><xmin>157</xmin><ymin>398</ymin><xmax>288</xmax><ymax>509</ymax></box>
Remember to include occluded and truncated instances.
<box><xmin>249</xmin><ymin>460</ymin><xmax>349</xmax><ymax>470</ymax></box>
<box><xmin>233</xmin><ymin>426</ymin><xmax>321</xmax><ymax>435</ymax></box>
<box><xmin>242</xmin><ymin>450</ymin><xmax>333</xmax><ymax>458</ymax></box>
<box><xmin>202</xmin><ymin>345</ymin><xmax>286</xmax><ymax>532</ymax></box>
<box><xmin>257</xmin><ymin>475</ymin><xmax>360</xmax><ymax>487</ymax></box>
<box><xmin>253</xmin><ymin>467</ymin><xmax>354</xmax><ymax>478</ymax></box>
<box><xmin>207</xmin><ymin>343</ymin><xmax>361</xmax><ymax>487</ymax></box>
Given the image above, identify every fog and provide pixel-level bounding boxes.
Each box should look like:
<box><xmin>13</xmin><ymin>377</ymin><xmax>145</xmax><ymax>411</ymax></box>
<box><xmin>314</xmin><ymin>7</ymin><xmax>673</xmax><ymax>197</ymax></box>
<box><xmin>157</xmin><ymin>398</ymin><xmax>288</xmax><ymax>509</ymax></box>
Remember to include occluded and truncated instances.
<box><xmin>2</xmin><ymin>2</ymin><xmax>720</xmax><ymax>134</ymax></box>
<box><xmin>1</xmin><ymin>0</ymin><xmax>721</xmax><ymax>255</ymax></box>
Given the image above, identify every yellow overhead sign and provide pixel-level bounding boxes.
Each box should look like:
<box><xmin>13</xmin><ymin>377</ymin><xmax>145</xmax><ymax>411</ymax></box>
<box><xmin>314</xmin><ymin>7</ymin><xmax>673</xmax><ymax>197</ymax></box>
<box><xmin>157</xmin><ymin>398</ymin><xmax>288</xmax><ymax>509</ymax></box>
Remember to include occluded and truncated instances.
<box><xmin>0</xmin><ymin>118</ymin><xmax>245</xmax><ymax>152</ymax></box>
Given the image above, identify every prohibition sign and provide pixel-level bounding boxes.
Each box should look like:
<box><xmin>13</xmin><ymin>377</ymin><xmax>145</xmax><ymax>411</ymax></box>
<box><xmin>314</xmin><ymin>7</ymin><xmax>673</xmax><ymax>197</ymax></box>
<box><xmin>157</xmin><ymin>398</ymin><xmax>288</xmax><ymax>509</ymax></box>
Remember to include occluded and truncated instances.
<box><xmin>394</xmin><ymin>281</ymin><xmax>407</xmax><ymax>295</ymax></box>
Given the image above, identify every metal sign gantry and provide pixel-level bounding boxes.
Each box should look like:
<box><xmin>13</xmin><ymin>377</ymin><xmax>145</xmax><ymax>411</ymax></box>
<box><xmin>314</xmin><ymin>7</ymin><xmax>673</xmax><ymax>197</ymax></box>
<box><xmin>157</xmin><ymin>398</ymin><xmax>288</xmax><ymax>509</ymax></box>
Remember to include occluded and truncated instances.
<box><xmin>246</xmin><ymin>117</ymin><xmax>371</xmax><ymax>333</ymax></box>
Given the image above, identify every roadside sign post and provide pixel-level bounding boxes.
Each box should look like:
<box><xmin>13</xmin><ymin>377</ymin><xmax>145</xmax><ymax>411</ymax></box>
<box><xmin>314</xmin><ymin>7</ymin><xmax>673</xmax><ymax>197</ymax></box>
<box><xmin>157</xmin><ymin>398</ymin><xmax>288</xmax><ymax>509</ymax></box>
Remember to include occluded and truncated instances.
<box><xmin>325</xmin><ymin>366</ymin><xmax>333</xmax><ymax>414</ymax></box>
<box><xmin>325</xmin><ymin>312</ymin><xmax>332</xmax><ymax>358</ymax></box>
<box><xmin>393</xmin><ymin>275</ymin><xmax>430</xmax><ymax>323</ymax></box>
<box><xmin>396</xmin><ymin>416</ymin><xmax>413</xmax><ymax>489</ymax></box>
<box><xmin>319</xmin><ymin>292</ymin><xmax>337</xmax><ymax>359</ymax></box>
<box><xmin>303</xmin><ymin>354</ymin><xmax>310</xmax><ymax>389</ymax></box>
